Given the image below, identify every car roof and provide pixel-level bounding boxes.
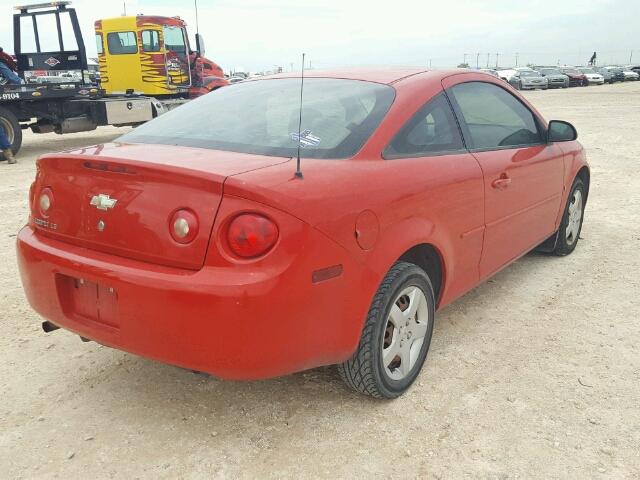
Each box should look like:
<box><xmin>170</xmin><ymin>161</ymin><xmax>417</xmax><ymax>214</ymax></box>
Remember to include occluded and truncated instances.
<box><xmin>264</xmin><ymin>67</ymin><xmax>431</xmax><ymax>85</ymax></box>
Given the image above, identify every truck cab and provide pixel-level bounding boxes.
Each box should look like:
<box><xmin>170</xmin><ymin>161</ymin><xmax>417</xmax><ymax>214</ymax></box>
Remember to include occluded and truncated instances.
<box><xmin>95</xmin><ymin>15</ymin><xmax>227</xmax><ymax>98</ymax></box>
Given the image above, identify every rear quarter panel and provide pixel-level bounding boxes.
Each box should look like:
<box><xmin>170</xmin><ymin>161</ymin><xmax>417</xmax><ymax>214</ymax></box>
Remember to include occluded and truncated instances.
<box><xmin>227</xmin><ymin>71</ymin><xmax>487</xmax><ymax>334</ymax></box>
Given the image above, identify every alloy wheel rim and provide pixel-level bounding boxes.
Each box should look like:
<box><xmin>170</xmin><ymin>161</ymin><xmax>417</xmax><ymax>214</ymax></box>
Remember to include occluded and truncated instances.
<box><xmin>566</xmin><ymin>189</ymin><xmax>583</xmax><ymax>245</ymax></box>
<box><xmin>381</xmin><ymin>286</ymin><xmax>430</xmax><ymax>381</ymax></box>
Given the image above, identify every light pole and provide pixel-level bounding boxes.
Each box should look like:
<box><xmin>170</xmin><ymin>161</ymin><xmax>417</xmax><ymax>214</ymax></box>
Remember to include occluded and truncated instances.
<box><xmin>486</xmin><ymin>53</ymin><xmax>490</xmax><ymax>68</ymax></box>
<box><xmin>515</xmin><ymin>52</ymin><xmax>519</xmax><ymax>67</ymax></box>
<box><xmin>495</xmin><ymin>53</ymin><xmax>500</xmax><ymax>69</ymax></box>
<box><xmin>476</xmin><ymin>53</ymin><xmax>480</xmax><ymax>69</ymax></box>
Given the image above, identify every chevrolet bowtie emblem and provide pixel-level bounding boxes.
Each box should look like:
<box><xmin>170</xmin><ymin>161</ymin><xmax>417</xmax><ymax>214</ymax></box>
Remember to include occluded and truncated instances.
<box><xmin>90</xmin><ymin>194</ymin><xmax>117</xmax><ymax>211</ymax></box>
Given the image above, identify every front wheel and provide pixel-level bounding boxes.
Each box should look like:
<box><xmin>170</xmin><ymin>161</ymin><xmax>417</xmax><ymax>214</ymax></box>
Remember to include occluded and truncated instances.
<box><xmin>338</xmin><ymin>262</ymin><xmax>435</xmax><ymax>399</ymax></box>
<box><xmin>553</xmin><ymin>178</ymin><xmax>586</xmax><ymax>256</ymax></box>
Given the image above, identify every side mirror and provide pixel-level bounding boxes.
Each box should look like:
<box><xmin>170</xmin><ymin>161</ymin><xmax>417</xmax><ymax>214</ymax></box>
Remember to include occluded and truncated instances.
<box><xmin>195</xmin><ymin>33</ymin><xmax>206</xmax><ymax>57</ymax></box>
<box><xmin>548</xmin><ymin>120</ymin><xmax>577</xmax><ymax>142</ymax></box>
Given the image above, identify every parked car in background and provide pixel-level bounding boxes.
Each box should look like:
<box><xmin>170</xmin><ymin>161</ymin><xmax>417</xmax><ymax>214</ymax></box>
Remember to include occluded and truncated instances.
<box><xmin>497</xmin><ymin>69</ymin><xmax>517</xmax><ymax>82</ymax></box>
<box><xmin>622</xmin><ymin>69</ymin><xmax>639</xmax><ymax>81</ymax></box>
<box><xmin>480</xmin><ymin>68</ymin><xmax>501</xmax><ymax>79</ymax></box>
<box><xmin>16</xmin><ymin>68</ymin><xmax>589</xmax><ymax>399</ymax></box>
<box><xmin>228</xmin><ymin>76</ymin><xmax>246</xmax><ymax>84</ymax></box>
<box><xmin>594</xmin><ymin>67</ymin><xmax>614</xmax><ymax>83</ymax></box>
<box><xmin>576</xmin><ymin>67</ymin><xmax>605</xmax><ymax>85</ymax></box>
<box><xmin>628</xmin><ymin>65</ymin><xmax>640</xmax><ymax>76</ymax></box>
<box><xmin>559</xmin><ymin>68</ymin><xmax>588</xmax><ymax>87</ymax></box>
<box><xmin>509</xmin><ymin>70</ymin><xmax>548</xmax><ymax>90</ymax></box>
<box><xmin>536</xmin><ymin>67</ymin><xmax>569</xmax><ymax>88</ymax></box>
<box><xmin>602</xmin><ymin>67</ymin><xmax>626</xmax><ymax>83</ymax></box>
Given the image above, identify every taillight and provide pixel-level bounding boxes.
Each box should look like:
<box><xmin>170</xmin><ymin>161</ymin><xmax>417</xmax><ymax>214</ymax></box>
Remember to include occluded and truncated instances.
<box><xmin>39</xmin><ymin>187</ymin><xmax>53</xmax><ymax>217</ymax></box>
<box><xmin>227</xmin><ymin>213</ymin><xmax>279</xmax><ymax>258</ymax></box>
<box><xmin>169</xmin><ymin>209</ymin><xmax>199</xmax><ymax>244</ymax></box>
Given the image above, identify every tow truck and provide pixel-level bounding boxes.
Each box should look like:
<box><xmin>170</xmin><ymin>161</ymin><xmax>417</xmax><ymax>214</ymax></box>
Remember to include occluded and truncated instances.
<box><xmin>0</xmin><ymin>1</ymin><xmax>226</xmax><ymax>155</ymax></box>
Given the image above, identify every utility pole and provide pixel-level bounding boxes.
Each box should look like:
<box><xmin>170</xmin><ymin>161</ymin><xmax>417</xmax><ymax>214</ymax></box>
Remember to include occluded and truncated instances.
<box><xmin>476</xmin><ymin>53</ymin><xmax>480</xmax><ymax>69</ymax></box>
<box><xmin>495</xmin><ymin>52</ymin><xmax>500</xmax><ymax>69</ymax></box>
<box><xmin>631</xmin><ymin>50</ymin><xmax>634</xmax><ymax>64</ymax></box>
<box><xmin>486</xmin><ymin>53</ymin><xmax>490</xmax><ymax>68</ymax></box>
<box><xmin>515</xmin><ymin>52</ymin><xmax>519</xmax><ymax>67</ymax></box>
<box><xmin>463</xmin><ymin>53</ymin><xmax>468</xmax><ymax>66</ymax></box>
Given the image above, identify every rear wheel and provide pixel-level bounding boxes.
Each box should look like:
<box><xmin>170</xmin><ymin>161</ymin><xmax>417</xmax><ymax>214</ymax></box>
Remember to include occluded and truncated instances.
<box><xmin>338</xmin><ymin>262</ymin><xmax>435</xmax><ymax>399</ymax></box>
<box><xmin>552</xmin><ymin>178</ymin><xmax>586</xmax><ymax>256</ymax></box>
<box><xmin>0</xmin><ymin>107</ymin><xmax>22</xmax><ymax>155</ymax></box>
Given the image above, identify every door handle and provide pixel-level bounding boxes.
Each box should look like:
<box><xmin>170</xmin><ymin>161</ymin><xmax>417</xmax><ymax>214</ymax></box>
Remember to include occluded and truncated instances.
<box><xmin>491</xmin><ymin>174</ymin><xmax>511</xmax><ymax>190</ymax></box>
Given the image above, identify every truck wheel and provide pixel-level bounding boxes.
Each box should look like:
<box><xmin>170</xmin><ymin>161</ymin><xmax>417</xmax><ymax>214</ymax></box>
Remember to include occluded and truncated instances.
<box><xmin>0</xmin><ymin>107</ymin><xmax>22</xmax><ymax>155</ymax></box>
<box><xmin>338</xmin><ymin>262</ymin><xmax>435</xmax><ymax>399</ymax></box>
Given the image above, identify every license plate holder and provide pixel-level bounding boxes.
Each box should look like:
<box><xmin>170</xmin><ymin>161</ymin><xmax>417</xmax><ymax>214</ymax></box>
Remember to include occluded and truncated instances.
<box><xmin>56</xmin><ymin>274</ymin><xmax>119</xmax><ymax>328</ymax></box>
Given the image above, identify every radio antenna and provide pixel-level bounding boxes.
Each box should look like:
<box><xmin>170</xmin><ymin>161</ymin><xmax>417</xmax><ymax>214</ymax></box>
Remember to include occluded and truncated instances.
<box><xmin>194</xmin><ymin>0</ymin><xmax>200</xmax><ymax>35</ymax></box>
<box><xmin>294</xmin><ymin>53</ymin><xmax>305</xmax><ymax>179</ymax></box>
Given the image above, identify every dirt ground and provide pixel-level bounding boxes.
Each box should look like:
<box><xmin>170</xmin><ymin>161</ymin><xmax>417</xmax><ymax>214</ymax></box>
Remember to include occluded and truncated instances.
<box><xmin>1</xmin><ymin>82</ymin><xmax>639</xmax><ymax>480</ymax></box>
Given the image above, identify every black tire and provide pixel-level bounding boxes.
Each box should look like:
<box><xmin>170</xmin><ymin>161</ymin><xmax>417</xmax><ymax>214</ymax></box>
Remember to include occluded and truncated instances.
<box><xmin>0</xmin><ymin>107</ymin><xmax>22</xmax><ymax>155</ymax></box>
<box><xmin>552</xmin><ymin>178</ymin><xmax>586</xmax><ymax>256</ymax></box>
<box><xmin>338</xmin><ymin>262</ymin><xmax>435</xmax><ymax>399</ymax></box>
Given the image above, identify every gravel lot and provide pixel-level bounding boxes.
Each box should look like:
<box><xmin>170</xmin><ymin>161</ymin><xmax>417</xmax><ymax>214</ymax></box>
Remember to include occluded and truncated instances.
<box><xmin>1</xmin><ymin>82</ymin><xmax>639</xmax><ymax>479</ymax></box>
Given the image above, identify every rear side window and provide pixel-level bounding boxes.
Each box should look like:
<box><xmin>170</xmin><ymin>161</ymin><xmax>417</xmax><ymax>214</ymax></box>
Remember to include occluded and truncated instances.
<box><xmin>107</xmin><ymin>32</ymin><xmax>138</xmax><ymax>55</ymax></box>
<box><xmin>141</xmin><ymin>30</ymin><xmax>161</xmax><ymax>52</ymax></box>
<box><xmin>448</xmin><ymin>82</ymin><xmax>543</xmax><ymax>150</ymax></box>
<box><xmin>384</xmin><ymin>93</ymin><xmax>464</xmax><ymax>158</ymax></box>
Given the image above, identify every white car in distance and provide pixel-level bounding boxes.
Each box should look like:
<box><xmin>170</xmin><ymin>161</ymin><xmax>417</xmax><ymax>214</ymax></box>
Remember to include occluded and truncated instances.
<box><xmin>577</xmin><ymin>67</ymin><xmax>605</xmax><ymax>85</ymax></box>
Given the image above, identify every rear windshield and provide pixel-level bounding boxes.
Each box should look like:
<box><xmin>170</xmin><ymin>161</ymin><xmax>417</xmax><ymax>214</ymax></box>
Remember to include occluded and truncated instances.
<box><xmin>119</xmin><ymin>78</ymin><xmax>395</xmax><ymax>159</ymax></box>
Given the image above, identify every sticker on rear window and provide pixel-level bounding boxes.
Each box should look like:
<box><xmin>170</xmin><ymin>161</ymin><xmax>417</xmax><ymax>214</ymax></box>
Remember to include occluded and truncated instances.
<box><xmin>290</xmin><ymin>129</ymin><xmax>321</xmax><ymax>148</ymax></box>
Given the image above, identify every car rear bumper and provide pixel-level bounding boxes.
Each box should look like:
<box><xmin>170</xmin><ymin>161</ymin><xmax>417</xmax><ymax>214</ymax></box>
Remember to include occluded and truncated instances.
<box><xmin>16</xmin><ymin>226</ymin><xmax>367</xmax><ymax>380</ymax></box>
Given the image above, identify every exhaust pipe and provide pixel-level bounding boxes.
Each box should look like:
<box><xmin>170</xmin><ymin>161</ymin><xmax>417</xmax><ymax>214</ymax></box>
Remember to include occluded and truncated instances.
<box><xmin>42</xmin><ymin>321</ymin><xmax>60</xmax><ymax>333</ymax></box>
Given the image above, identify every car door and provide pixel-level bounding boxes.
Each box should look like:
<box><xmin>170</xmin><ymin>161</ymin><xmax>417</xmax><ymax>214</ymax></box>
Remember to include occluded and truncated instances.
<box><xmin>443</xmin><ymin>78</ymin><xmax>564</xmax><ymax>279</ymax></box>
<box><xmin>383</xmin><ymin>92</ymin><xmax>485</xmax><ymax>302</ymax></box>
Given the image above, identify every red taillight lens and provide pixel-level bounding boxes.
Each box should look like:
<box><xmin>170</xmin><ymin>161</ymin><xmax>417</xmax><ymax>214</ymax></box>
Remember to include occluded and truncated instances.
<box><xmin>169</xmin><ymin>209</ymin><xmax>199</xmax><ymax>244</ymax></box>
<box><xmin>38</xmin><ymin>187</ymin><xmax>53</xmax><ymax>217</ymax></box>
<box><xmin>227</xmin><ymin>213</ymin><xmax>279</xmax><ymax>258</ymax></box>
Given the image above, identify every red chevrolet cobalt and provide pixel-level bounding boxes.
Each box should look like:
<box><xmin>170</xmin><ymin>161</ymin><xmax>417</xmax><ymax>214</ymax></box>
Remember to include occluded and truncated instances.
<box><xmin>17</xmin><ymin>68</ymin><xmax>589</xmax><ymax>398</ymax></box>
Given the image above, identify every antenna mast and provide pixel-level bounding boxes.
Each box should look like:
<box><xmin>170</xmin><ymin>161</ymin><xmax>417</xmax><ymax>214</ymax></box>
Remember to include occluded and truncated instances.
<box><xmin>194</xmin><ymin>0</ymin><xmax>200</xmax><ymax>35</ymax></box>
<box><xmin>294</xmin><ymin>53</ymin><xmax>305</xmax><ymax>179</ymax></box>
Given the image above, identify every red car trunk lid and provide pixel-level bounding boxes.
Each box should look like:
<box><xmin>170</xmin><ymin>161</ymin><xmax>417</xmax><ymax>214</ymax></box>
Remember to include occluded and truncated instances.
<box><xmin>31</xmin><ymin>143</ymin><xmax>289</xmax><ymax>270</ymax></box>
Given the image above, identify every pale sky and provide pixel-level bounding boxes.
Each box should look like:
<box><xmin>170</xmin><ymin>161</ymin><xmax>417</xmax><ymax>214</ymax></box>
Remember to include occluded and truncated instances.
<box><xmin>1</xmin><ymin>0</ymin><xmax>638</xmax><ymax>73</ymax></box>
